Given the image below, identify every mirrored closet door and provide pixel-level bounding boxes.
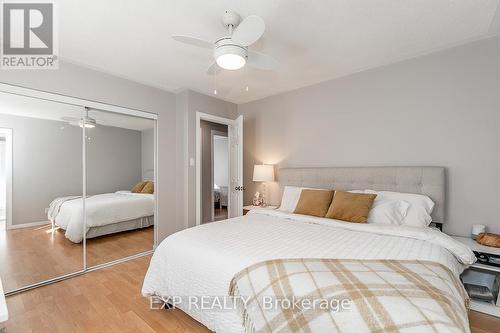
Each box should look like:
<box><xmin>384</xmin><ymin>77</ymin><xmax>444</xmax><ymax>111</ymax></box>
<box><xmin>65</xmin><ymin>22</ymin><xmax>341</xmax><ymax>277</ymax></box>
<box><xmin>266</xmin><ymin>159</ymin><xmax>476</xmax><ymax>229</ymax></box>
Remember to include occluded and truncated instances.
<box><xmin>85</xmin><ymin>109</ymin><xmax>155</xmax><ymax>267</ymax></box>
<box><xmin>0</xmin><ymin>91</ymin><xmax>85</xmax><ymax>292</ymax></box>
<box><xmin>0</xmin><ymin>87</ymin><xmax>156</xmax><ymax>294</ymax></box>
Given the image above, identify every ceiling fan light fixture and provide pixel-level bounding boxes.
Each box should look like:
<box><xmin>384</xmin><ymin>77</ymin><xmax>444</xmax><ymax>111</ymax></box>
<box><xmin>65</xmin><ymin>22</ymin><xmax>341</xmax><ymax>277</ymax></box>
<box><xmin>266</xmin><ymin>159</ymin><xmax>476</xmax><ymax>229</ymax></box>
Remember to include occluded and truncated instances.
<box><xmin>216</xmin><ymin>53</ymin><xmax>246</xmax><ymax>70</ymax></box>
<box><xmin>215</xmin><ymin>45</ymin><xmax>247</xmax><ymax>70</ymax></box>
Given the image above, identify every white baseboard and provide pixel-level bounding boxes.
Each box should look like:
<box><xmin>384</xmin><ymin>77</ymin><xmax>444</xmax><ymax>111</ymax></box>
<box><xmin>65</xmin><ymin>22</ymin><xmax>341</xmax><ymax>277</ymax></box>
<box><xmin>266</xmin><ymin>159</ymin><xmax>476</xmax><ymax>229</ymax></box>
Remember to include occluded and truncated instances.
<box><xmin>7</xmin><ymin>220</ymin><xmax>51</xmax><ymax>230</ymax></box>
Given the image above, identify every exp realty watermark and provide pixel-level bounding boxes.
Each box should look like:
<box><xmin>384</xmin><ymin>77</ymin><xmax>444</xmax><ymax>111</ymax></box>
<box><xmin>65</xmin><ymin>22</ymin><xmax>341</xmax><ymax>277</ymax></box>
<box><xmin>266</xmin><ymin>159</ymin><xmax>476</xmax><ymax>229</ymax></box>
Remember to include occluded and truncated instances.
<box><xmin>1</xmin><ymin>1</ymin><xmax>58</xmax><ymax>69</ymax></box>
<box><xmin>150</xmin><ymin>295</ymin><xmax>352</xmax><ymax>313</ymax></box>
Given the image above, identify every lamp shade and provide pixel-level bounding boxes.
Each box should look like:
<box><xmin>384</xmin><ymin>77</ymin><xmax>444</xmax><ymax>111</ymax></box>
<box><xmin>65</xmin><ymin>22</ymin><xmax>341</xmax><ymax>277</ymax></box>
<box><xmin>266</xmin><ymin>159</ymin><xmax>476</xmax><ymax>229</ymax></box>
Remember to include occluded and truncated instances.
<box><xmin>253</xmin><ymin>164</ymin><xmax>274</xmax><ymax>182</ymax></box>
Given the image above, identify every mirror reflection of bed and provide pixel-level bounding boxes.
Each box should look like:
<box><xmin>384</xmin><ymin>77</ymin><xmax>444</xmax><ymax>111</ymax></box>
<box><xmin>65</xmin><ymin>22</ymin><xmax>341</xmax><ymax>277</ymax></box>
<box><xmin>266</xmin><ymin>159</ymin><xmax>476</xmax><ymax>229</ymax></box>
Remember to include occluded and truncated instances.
<box><xmin>83</xmin><ymin>108</ymin><xmax>155</xmax><ymax>267</ymax></box>
<box><xmin>0</xmin><ymin>91</ymin><xmax>155</xmax><ymax>293</ymax></box>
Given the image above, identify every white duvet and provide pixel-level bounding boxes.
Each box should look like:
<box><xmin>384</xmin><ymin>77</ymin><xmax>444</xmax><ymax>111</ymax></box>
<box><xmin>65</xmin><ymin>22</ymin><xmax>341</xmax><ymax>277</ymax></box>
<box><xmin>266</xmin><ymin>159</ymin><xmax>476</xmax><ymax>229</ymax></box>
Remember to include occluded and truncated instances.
<box><xmin>142</xmin><ymin>210</ymin><xmax>475</xmax><ymax>333</ymax></box>
<box><xmin>55</xmin><ymin>191</ymin><xmax>154</xmax><ymax>243</ymax></box>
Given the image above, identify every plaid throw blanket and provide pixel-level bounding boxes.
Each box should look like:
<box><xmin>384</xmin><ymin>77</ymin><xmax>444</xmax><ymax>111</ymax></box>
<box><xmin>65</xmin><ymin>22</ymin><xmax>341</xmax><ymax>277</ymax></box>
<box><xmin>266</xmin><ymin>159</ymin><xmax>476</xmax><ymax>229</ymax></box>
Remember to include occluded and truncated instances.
<box><xmin>229</xmin><ymin>259</ymin><xmax>470</xmax><ymax>333</ymax></box>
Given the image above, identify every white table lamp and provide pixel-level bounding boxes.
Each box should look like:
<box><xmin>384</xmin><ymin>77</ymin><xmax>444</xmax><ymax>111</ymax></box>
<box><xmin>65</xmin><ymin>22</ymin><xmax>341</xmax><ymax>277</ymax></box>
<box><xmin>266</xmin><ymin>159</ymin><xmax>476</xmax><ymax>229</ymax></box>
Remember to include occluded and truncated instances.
<box><xmin>253</xmin><ymin>164</ymin><xmax>274</xmax><ymax>206</ymax></box>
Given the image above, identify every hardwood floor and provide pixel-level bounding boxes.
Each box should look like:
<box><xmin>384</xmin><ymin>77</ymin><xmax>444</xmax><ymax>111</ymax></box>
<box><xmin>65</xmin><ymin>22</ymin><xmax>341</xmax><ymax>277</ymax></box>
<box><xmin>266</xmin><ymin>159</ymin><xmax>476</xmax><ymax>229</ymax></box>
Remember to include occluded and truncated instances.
<box><xmin>213</xmin><ymin>207</ymin><xmax>228</xmax><ymax>222</ymax></box>
<box><xmin>0</xmin><ymin>224</ymin><xmax>153</xmax><ymax>292</ymax></box>
<box><xmin>4</xmin><ymin>255</ymin><xmax>500</xmax><ymax>333</ymax></box>
<box><xmin>86</xmin><ymin>226</ymin><xmax>154</xmax><ymax>267</ymax></box>
<box><xmin>5</xmin><ymin>256</ymin><xmax>210</xmax><ymax>333</ymax></box>
<box><xmin>470</xmin><ymin>311</ymin><xmax>500</xmax><ymax>333</ymax></box>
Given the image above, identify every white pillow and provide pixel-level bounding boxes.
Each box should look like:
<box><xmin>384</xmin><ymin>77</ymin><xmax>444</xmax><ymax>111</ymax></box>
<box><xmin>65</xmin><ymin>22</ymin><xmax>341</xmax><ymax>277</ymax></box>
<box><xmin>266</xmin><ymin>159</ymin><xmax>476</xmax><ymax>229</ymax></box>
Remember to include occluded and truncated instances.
<box><xmin>365</xmin><ymin>190</ymin><xmax>434</xmax><ymax>227</ymax></box>
<box><xmin>367</xmin><ymin>199</ymin><xmax>410</xmax><ymax>225</ymax></box>
<box><xmin>345</xmin><ymin>190</ymin><xmax>409</xmax><ymax>225</ymax></box>
<box><xmin>278</xmin><ymin>186</ymin><xmax>303</xmax><ymax>212</ymax></box>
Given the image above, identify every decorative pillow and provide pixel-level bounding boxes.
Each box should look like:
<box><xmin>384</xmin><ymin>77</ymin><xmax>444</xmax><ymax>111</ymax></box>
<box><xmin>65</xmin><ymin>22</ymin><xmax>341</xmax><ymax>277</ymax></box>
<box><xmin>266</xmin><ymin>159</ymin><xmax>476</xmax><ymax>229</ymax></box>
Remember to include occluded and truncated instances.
<box><xmin>131</xmin><ymin>181</ymin><xmax>148</xmax><ymax>193</ymax></box>
<box><xmin>279</xmin><ymin>186</ymin><xmax>329</xmax><ymax>213</ymax></box>
<box><xmin>293</xmin><ymin>189</ymin><xmax>334</xmax><ymax>217</ymax></box>
<box><xmin>365</xmin><ymin>190</ymin><xmax>434</xmax><ymax>227</ymax></box>
<box><xmin>367</xmin><ymin>199</ymin><xmax>410</xmax><ymax>225</ymax></box>
<box><xmin>325</xmin><ymin>191</ymin><xmax>377</xmax><ymax>223</ymax></box>
<box><xmin>278</xmin><ymin>186</ymin><xmax>304</xmax><ymax>212</ymax></box>
<box><xmin>141</xmin><ymin>181</ymin><xmax>154</xmax><ymax>194</ymax></box>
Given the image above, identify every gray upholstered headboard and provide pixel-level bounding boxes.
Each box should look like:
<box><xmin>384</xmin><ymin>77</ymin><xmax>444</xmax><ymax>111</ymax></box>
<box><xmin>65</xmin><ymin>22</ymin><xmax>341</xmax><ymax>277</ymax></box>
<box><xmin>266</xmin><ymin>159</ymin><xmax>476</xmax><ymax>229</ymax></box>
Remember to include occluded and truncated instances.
<box><xmin>278</xmin><ymin>166</ymin><xmax>445</xmax><ymax>223</ymax></box>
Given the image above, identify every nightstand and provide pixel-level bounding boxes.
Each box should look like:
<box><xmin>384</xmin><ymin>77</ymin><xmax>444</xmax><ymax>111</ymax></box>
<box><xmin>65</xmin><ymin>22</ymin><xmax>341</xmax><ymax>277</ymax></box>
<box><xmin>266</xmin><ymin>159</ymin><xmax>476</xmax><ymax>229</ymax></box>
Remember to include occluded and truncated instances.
<box><xmin>243</xmin><ymin>205</ymin><xmax>278</xmax><ymax>215</ymax></box>
<box><xmin>451</xmin><ymin>236</ymin><xmax>500</xmax><ymax>317</ymax></box>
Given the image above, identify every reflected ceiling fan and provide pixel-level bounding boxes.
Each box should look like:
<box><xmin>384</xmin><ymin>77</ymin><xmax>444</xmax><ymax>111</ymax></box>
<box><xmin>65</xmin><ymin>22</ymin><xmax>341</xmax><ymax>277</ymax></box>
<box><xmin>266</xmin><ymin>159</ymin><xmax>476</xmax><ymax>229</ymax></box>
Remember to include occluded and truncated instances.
<box><xmin>61</xmin><ymin>107</ymin><xmax>96</xmax><ymax>128</ymax></box>
<box><xmin>172</xmin><ymin>10</ymin><xmax>277</xmax><ymax>74</ymax></box>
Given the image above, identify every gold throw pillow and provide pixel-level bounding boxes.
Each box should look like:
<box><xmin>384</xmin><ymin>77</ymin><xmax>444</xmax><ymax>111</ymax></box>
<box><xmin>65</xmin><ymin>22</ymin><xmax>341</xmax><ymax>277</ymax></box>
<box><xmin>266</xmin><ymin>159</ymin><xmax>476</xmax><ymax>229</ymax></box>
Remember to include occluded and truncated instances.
<box><xmin>141</xmin><ymin>181</ymin><xmax>154</xmax><ymax>194</ymax></box>
<box><xmin>325</xmin><ymin>191</ymin><xmax>377</xmax><ymax>223</ymax></box>
<box><xmin>131</xmin><ymin>181</ymin><xmax>148</xmax><ymax>193</ymax></box>
<box><xmin>293</xmin><ymin>189</ymin><xmax>334</xmax><ymax>217</ymax></box>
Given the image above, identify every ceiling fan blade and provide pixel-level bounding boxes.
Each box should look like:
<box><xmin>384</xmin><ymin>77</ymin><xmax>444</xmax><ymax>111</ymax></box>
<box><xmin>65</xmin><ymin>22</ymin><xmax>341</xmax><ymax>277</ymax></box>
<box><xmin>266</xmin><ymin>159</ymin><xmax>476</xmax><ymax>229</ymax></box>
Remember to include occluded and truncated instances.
<box><xmin>207</xmin><ymin>62</ymin><xmax>221</xmax><ymax>76</ymax></box>
<box><xmin>231</xmin><ymin>15</ymin><xmax>265</xmax><ymax>46</ymax></box>
<box><xmin>172</xmin><ymin>35</ymin><xmax>213</xmax><ymax>49</ymax></box>
<box><xmin>247</xmin><ymin>51</ymin><xmax>278</xmax><ymax>70</ymax></box>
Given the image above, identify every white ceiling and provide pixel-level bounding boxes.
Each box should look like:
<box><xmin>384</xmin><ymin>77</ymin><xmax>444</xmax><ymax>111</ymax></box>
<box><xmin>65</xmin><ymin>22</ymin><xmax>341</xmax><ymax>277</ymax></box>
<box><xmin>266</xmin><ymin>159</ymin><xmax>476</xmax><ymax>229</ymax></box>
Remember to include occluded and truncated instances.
<box><xmin>0</xmin><ymin>92</ymin><xmax>154</xmax><ymax>131</ymax></box>
<box><xmin>59</xmin><ymin>0</ymin><xmax>500</xmax><ymax>104</ymax></box>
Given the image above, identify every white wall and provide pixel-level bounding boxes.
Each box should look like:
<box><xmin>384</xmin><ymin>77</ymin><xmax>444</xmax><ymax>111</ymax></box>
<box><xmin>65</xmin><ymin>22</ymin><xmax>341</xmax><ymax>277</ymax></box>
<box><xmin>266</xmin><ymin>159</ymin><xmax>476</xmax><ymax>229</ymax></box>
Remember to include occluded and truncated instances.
<box><xmin>214</xmin><ymin>136</ymin><xmax>229</xmax><ymax>187</ymax></box>
<box><xmin>141</xmin><ymin>128</ymin><xmax>154</xmax><ymax>180</ymax></box>
<box><xmin>238</xmin><ymin>36</ymin><xmax>500</xmax><ymax>237</ymax></box>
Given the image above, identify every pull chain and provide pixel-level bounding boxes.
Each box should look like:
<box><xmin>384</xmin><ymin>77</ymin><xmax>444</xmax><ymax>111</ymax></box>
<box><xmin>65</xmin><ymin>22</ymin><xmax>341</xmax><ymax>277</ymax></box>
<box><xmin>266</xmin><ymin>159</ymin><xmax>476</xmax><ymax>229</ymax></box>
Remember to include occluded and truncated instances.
<box><xmin>214</xmin><ymin>68</ymin><xmax>218</xmax><ymax>95</ymax></box>
<box><xmin>245</xmin><ymin>65</ymin><xmax>249</xmax><ymax>92</ymax></box>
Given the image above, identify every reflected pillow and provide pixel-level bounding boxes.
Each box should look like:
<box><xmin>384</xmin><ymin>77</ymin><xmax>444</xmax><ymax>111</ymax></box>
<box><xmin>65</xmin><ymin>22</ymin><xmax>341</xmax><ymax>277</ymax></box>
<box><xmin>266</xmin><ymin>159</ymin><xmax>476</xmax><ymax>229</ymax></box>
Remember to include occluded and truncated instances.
<box><xmin>293</xmin><ymin>189</ymin><xmax>334</xmax><ymax>217</ymax></box>
<box><xmin>325</xmin><ymin>191</ymin><xmax>377</xmax><ymax>223</ymax></box>
<box><xmin>141</xmin><ymin>181</ymin><xmax>154</xmax><ymax>194</ymax></box>
<box><xmin>131</xmin><ymin>181</ymin><xmax>148</xmax><ymax>193</ymax></box>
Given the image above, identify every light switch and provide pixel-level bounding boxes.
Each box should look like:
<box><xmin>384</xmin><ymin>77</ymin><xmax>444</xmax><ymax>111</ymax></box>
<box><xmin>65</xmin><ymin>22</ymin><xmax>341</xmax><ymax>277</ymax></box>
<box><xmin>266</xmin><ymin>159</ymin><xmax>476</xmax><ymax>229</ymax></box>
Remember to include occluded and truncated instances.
<box><xmin>189</xmin><ymin>157</ymin><xmax>195</xmax><ymax>167</ymax></box>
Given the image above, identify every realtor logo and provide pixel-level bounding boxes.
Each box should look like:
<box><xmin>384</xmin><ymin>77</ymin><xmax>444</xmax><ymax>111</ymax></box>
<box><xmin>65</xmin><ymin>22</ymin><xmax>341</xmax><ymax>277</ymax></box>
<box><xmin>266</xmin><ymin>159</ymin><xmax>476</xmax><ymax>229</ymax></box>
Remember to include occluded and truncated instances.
<box><xmin>1</xmin><ymin>1</ymin><xmax>58</xmax><ymax>69</ymax></box>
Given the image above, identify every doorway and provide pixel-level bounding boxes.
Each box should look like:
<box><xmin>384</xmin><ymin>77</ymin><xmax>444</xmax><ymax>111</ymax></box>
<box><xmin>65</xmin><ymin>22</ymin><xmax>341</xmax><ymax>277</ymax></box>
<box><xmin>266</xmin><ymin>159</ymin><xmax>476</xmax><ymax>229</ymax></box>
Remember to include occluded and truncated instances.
<box><xmin>212</xmin><ymin>132</ymin><xmax>229</xmax><ymax>221</ymax></box>
<box><xmin>200</xmin><ymin>121</ymin><xmax>228</xmax><ymax>224</ymax></box>
<box><xmin>196</xmin><ymin>113</ymin><xmax>243</xmax><ymax>226</ymax></box>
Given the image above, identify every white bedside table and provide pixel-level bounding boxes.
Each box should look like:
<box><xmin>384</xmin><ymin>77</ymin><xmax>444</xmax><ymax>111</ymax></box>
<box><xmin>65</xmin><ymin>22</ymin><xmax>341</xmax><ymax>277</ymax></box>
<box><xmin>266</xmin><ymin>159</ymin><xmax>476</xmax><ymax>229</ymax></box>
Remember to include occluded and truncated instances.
<box><xmin>243</xmin><ymin>205</ymin><xmax>278</xmax><ymax>215</ymax></box>
<box><xmin>451</xmin><ymin>236</ymin><xmax>500</xmax><ymax>317</ymax></box>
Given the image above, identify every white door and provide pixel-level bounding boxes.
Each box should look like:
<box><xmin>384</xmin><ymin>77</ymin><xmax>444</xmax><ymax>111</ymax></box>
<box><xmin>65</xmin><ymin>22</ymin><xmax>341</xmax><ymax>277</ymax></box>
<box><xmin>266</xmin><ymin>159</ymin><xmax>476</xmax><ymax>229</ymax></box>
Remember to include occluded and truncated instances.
<box><xmin>228</xmin><ymin>115</ymin><xmax>243</xmax><ymax>217</ymax></box>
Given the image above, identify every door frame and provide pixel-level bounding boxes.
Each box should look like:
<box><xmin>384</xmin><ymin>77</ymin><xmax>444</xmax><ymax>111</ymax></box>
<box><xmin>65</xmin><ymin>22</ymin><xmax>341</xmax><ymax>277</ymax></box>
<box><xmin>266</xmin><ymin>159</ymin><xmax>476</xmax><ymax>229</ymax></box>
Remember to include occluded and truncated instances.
<box><xmin>196</xmin><ymin>112</ymin><xmax>239</xmax><ymax>226</ymax></box>
<box><xmin>0</xmin><ymin>128</ymin><xmax>12</xmax><ymax>230</ymax></box>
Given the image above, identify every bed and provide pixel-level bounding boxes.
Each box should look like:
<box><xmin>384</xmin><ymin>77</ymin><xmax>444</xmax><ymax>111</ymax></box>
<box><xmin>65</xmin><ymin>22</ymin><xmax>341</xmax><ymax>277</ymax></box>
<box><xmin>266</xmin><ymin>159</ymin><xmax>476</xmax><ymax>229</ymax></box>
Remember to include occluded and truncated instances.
<box><xmin>142</xmin><ymin>167</ymin><xmax>476</xmax><ymax>333</ymax></box>
<box><xmin>49</xmin><ymin>191</ymin><xmax>154</xmax><ymax>243</ymax></box>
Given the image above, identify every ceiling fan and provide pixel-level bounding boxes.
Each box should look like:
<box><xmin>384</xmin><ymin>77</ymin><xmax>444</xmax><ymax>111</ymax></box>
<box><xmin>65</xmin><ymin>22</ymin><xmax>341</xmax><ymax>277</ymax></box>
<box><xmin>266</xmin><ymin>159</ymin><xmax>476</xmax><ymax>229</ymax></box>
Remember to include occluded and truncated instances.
<box><xmin>172</xmin><ymin>10</ymin><xmax>278</xmax><ymax>74</ymax></box>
